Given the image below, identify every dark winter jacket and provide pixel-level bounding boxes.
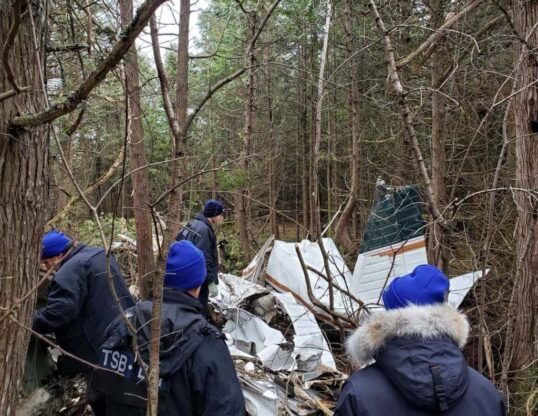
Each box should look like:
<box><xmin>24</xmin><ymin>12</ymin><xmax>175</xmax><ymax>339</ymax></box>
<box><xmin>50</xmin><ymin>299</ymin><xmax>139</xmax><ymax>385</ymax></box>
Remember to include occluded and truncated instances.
<box><xmin>175</xmin><ymin>214</ymin><xmax>218</xmax><ymax>285</ymax></box>
<box><xmin>334</xmin><ymin>304</ymin><xmax>505</xmax><ymax>416</ymax></box>
<box><xmin>33</xmin><ymin>245</ymin><xmax>135</xmax><ymax>375</ymax></box>
<box><xmin>92</xmin><ymin>287</ymin><xmax>245</xmax><ymax>416</ymax></box>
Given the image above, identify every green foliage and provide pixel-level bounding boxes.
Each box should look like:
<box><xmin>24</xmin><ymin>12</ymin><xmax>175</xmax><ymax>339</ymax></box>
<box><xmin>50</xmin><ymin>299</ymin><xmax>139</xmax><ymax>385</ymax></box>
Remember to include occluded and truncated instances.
<box><xmin>74</xmin><ymin>215</ymin><xmax>137</xmax><ymax>247</ymax></box>
<box><xmin>217</xmin><ymin>166</ymin><xmax>248</xmax><ymax>190</ymax></box>
<box><xmin>511</xmin><ymin>364</ymin><xmax>538</xmax><ymax>416</ymax></box>
<box><xmin>218</xmin><ymin>228</ymin><xmax>248</xmax><ymax>274</ymax></box>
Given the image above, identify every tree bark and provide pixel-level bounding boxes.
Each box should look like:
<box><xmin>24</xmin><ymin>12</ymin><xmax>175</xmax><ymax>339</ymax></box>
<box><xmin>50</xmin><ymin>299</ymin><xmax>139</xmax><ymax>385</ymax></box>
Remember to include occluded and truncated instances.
<box><xmin>335</xmin><ymin>0</ymin><xmax>361</xmax><ymax>253</ymax></box>
<box><xmin>428</xmin><ymin>0</ymin><xmax>450</xmax><ymax>271</ymax></box>
<box><xmin>264</xmin><ymin>46</ymin><xmax>279</xmax><ymax>238</ymax></box>
<box><xmin>0</xmin><ymin>1</ymin><xmax>48</xmax><ymax>413</ymax></box>
<box><xmin>310</xmin><ymin>0</ymin><xmax>332</xmax><ymax>241</ymax></box>
<box><xmin>505</xmin><ymin>0</ymin><xmax>538</xmax><ymax>374</ymax></box>
<box><xmin>235</xmin><ymin>13</ymin><xmax>256</xmax><ymax>257</ymax></box>
<box><xmin>120</xmin><ymin>0</ymin><xmax>155</xmax><ymax>299</ymax></box>
<box><xmin>164</xmin><ymin>0</ymin><xmax>190</xmax><ymax>249</ymax></box>
<box><xmin>299</xmin><ymin>42</ymin><xmax>310</xmax><ymax>233</ymax></box>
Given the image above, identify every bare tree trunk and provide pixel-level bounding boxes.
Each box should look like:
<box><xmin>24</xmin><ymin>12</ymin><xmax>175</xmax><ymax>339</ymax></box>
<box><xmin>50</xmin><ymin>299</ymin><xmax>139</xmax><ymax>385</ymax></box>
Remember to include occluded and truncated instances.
<box><xmin>310</xmin><ymin>0</ymin><xmax>332</xmax><ymax>241</ymax></box>
<box><xmin>299</xmin><ymin>42</ymin><xmax>310</xmax><ymax>233</ymax></box>
<box><xmin>0</xmin><ymin>1</ymin><xmax>48</xmax><ymax>413</ymax></box>
<box><xmin>503</xmin><ymin>0</ymin><xmax>538</xmax><ymax>377</ymax></box>
<box><xmin>58</xmin><ymin>109</ymin><xmax>85</xmax><ymax>211</ymax></box>
<box><xmin>163</xmin><ymin>0</ymin><xmax>190</xmax><ymax>249</ymax></box>
<box><xmin>428</xmin><ymin>0</ymin><xmax>450</xmax><ymax>271</ymax></box>
<box><xmin>264</xmin><ymin>46</ymin><xmax>279</xmax><ymax>238</ymax></box>
<box><xmin>235</xmin><ymin>14</ymin><xmax>256</xmax><ymax>256</ymax></box>
<box><xmin>335</xmin><ymin>0</ymin><xmax>361</xmax><ymax>253</ymax></box>
<box><xmin>119</xmin><ymin>0</ymin><xmax>155</xmax><ymax>298</ymax></box>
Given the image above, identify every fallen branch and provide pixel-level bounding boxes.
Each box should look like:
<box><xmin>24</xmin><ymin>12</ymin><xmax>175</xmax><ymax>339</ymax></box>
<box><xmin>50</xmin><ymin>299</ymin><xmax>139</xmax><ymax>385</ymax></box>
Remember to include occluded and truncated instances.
<box><xmin>47</xmin><ymin>136</ymin><xmax>129</xmax><ymax>227</ymax></box>
<box><xmin>294</xmin><ymin>244</ymin><xmax>356</xmax><ymax>328</ymax></box>
<box><xmin>317</xmin><ymin>238</ymin><xmax>334</xmax><ymax>311</ymax></box>
<box><xmin>305</xmin><ymin>265</ymin><xmax>368</xmax><ymax>313</ymax></box>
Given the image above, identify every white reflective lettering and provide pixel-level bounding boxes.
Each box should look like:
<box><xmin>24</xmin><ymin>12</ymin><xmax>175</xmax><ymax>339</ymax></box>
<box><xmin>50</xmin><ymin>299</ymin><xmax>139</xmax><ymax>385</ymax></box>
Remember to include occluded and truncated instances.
<box><xmin>102</xmin><ymin>349</ymin><xmax>112</xmax><ymax>366</ymax></box>
<box><xmin>111</xmin><ymin>351</ymin><xmax>120</xmax><ymax>369</ymax></box>
<box><xmin>118</xmin><ymin>353</ymin><xmax>128</xmax><ymax>373</ymax></box>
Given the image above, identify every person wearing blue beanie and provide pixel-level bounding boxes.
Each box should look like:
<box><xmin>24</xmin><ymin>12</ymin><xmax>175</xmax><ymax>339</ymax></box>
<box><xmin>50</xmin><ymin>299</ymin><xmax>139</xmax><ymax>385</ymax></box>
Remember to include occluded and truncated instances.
<box><xmin>164</xmin><ymin>241</ymin><xmax>207</xmax><ymax>292</ymax></box>
<box><xmin>42</xmin><ymin>230</ymin><xmax>73</xmax><ymax>261</ymax></box>
<box><xmin>334</xmin><ymin>264</ymin><xmax>505</xmax><ymax>416</ymax></box>
<box><xmin>175</xmin><ymin>199</ymin><xmax>225</xmax><ymax>314</ymax></box>
<box><xmin>34</xmin><ymin>230</ymin><xmax>134</xmax><ymax>414</ymax></box>
<box><xmin>92</xmin><ymin>240</ymin><xmax>245</xmax><ymax>415</ymax></box>
<box><xmin>202</xmin><ymin>199</ymin><xmax>225</xmax><ymax>218</ymax></box>
<box><xmin>382</xmin><ymin>264</ymin><xmax>449</xmax><ymax>310</ymax></box>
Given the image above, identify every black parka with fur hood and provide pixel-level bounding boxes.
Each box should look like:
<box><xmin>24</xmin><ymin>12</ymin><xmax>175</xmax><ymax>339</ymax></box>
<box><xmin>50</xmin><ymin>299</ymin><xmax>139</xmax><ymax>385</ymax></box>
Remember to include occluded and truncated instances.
<box><xmin>334</xmin><ymin>304</ymin><xmax>505</xmax><ymax>416</ymax></box>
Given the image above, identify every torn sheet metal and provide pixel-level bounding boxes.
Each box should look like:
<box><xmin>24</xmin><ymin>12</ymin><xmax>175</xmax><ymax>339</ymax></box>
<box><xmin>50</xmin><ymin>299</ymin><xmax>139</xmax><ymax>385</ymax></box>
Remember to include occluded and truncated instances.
<box><xmin>216</xmin><ymin>273</ymin><xmax>270</xmax><ymax>308</ymax></box>
<box><xmin>274</xmin><ymin>292</ymin><xmax>336</xmax><ymax>370</ymax></box>
<box><xmin>224</xmin><ymin>308</ymin><xmax>302</xmax><ymax>372</ymax></box>
<box><xmin>239</xmin><ymin>374</ymin><xmax>318</xmax><ymax>416</ymax></box>
<box><xmin>243</xmin><ymin>235</ymin><xmax>275</xmax><ymax>282</ymax></box>
<box><xmin>240</xmin><ymin>376</ymin><xmax>279</xmax><ymax>416</ymax></box>
<box><xmin>237</xmin><ymin>361</ymin><xmax>340</xmax><ymax>416</ymax></box>
<box><xmin>265</xmin><ymin>238</ymin><xmax>358</xmax><ymax>325</ymax></box>
<box><xmin>351</xmin><ymin>235</ymin><xmax>488</xmax><ymax>309</ymax></box>
<box><xmin>220</xmin><ymin>275</ymin><xmax>338</xmax><ymax>373</ymax></box>
<box><xmin>447</xmin><ymin>269</ymin><xmax>488</xmax><ymax>308</ymax></box>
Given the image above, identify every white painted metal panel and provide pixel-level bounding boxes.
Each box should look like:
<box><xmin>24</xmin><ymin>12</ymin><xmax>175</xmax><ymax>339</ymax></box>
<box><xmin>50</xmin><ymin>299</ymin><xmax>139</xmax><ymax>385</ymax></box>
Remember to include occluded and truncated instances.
<box><xmin>265</xmin><ymin>238</ymin><xmax>356</xmax><ymax>320</ymax></box>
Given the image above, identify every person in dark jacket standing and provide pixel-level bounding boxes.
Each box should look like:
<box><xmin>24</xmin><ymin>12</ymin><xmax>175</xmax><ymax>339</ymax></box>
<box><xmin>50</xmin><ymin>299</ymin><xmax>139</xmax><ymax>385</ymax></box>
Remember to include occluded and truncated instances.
<box><xmin>334</xmin><ymin>264</ymin><xmax>505</xmax><ymax>416</ymax></box>
<box><xmin>175</xmin><ymin>199</ymin><xmax>224</xmax><ymax>312</ymax></box>
<box><xmin>92</xmin><ymin>240</ymin><xmax>245</xmax><ymax>416</ymax></box>
<box><xmin>33</xmin><ymin>230</ymin><xmax>135</xmax><ymax>413</ymax></box>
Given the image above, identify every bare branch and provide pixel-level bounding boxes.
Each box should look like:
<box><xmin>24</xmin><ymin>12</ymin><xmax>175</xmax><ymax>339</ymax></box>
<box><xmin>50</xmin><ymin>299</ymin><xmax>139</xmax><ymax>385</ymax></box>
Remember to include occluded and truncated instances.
<box><xmin>46</xmin><ymin>136</ymin><xmax>128</xmax><ymax>227</ymax></box>
<box><xmin>0</xmin><ymin>86</ymin><xmax>30</xmax><ymax>102</ymax></box>
<box><xmin>10</xmin><ymin>315</ymin><xmax>125</xmax><ymax>377</ymax></box>
<box><xmin>46</xmin><ymin>43</ymin><xmax>89</xmax><ymax>53</ymax></box>
<box><xmin>395</xmin><ymin>0</ymin><xmax>485</xmax><ymax>69</ymax></box>
<box><xmin>149</xmin><ymin>14</ymin><xmax>182</xmax><ymax>141</ymax></box>
<box><xmin>12</xmin><ymin>0</ymin><xmax>167</xmax><ymax>128</ymax></box>
<box><xmin>294</xmin><ymin>244</ymin><xmax>357</xmax><ymax>329</ymax></box>
<box><xmin>369</xmin><ymin>0</ymin><xmax>443</xmax><ymax>223</ymax></box>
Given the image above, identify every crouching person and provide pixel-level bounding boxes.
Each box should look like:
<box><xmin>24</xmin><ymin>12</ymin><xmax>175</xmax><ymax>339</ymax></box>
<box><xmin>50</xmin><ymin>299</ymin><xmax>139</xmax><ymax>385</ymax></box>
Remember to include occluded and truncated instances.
<box><xmin>335</xmin><ymin>265</ymin><xmax>505</xmax><ymax>416</ymax></box>
<box><xmin>33</xmin><ymin>230</ymin><xmax>135</xmax><ymax>414</ymax></box>
<box><xmin>92</xmin><ymin>240</ymin><xmax>245</xmax><ymax>415</ymax></box>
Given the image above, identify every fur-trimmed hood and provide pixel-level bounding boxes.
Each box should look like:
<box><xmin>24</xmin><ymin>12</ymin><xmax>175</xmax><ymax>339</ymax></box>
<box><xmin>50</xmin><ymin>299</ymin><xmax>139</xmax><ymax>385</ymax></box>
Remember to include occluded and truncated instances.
<box><xmin>345</xmin><ymin>303</ymin><xmax>472</xmax><ymax>412</ymax></box>
<box><xmin>347</xmin><ymin>303</ymin><xmax>469</xmax><ymax>365</ymax></box>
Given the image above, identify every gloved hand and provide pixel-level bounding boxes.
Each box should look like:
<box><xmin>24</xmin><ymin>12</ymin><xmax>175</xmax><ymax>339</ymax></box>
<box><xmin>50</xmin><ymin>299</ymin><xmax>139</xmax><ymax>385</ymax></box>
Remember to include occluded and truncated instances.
<box><xmin>209</xmin><ymin>281</ymin><xmax>219</xmax><ymax>297</ymax></box>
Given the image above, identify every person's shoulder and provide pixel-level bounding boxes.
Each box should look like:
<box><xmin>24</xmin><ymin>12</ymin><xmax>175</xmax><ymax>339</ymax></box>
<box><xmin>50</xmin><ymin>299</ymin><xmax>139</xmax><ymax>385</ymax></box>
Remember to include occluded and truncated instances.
<box><xmin>65</xmin><ymin>245</ymin><xmax>104</xmax><ymax>264</ymax></box>
<box><xmin>192</xmin><ymin>216</ymin><xmax>210</xmax><ymax>229</ymax></box>
<box><xmin>467</xmin><ymin>366</ymin><xmax>504</xmax><ymax>397</ymax></box>
<box><xmin>344</xmin><ymin>363</ymin><xmax>393</xmax><ymax>396</ymax></box>
<box><xmin>193</xmin><ymin>324</ymin><xmax>229</xmax><ymax>357</ymax></box>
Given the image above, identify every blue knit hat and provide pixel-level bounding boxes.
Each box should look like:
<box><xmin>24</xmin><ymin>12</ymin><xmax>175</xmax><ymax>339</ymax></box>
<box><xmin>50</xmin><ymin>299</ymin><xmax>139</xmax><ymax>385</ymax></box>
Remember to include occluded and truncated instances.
<box><xmin>203</xmin><ymin>199</ymin><xmax>224</xmax><ymax>218</ymax></box>
<box><xmin>42</xmin><ymin>230</ymin><xmax>72</xmax><ymax>260</ymax></box>
<box><xmin>164</xmin><ymin>241</ymin><xmax>207</xmax><ymax>291</ymax></box>
<box><xmin>382</xmin><ymin>264</ymin><xmax>449</xmax><ymax>310</ymax></box>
